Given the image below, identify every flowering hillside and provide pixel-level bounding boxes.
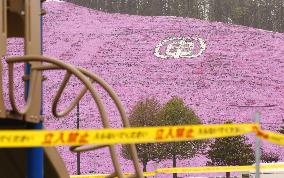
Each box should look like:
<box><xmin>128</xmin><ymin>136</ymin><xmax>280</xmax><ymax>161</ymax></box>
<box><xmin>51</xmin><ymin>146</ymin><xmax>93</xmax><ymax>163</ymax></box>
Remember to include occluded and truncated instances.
<box><xmin>6</xmin><ymin>0</ymin><xmax>284</xmax><ymax>177</ymax></box>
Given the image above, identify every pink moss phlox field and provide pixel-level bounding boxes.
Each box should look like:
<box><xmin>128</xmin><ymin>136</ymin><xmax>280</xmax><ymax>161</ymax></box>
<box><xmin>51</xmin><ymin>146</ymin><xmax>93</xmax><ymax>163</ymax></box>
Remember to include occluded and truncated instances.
<box><xmin>5</xmin><ymin>1</ymin><xmax>284</xmax><ymax>177</ymax></box>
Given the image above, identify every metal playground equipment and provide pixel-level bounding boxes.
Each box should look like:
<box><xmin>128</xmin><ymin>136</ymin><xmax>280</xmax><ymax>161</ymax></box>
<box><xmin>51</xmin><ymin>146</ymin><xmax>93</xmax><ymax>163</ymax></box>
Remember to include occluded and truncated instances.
<box><xmin>0</xmin><ymin>0</ymin><xmax>144</xmax><ymax>177</ymax></box>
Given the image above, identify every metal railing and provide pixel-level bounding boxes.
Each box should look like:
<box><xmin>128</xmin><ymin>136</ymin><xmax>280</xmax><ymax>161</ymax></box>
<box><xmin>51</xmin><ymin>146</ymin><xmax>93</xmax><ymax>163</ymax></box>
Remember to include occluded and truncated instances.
<box><xmin>7</xmin><ymin>55</ymin><xmax>144</xmax><ymax>178</ymax></box>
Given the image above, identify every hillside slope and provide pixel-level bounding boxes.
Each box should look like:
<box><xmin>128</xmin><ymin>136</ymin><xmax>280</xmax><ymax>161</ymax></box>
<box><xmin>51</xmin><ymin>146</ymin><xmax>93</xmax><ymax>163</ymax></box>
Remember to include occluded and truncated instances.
<box><xmin>6</xmin><ymin>1</ymin><xmax>284</xmax><ymax>176</ymax></box>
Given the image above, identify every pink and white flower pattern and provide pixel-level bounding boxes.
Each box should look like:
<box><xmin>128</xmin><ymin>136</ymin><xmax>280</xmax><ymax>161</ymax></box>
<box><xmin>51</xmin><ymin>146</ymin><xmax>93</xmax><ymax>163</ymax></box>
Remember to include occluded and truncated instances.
<box><xmin>4</xmin><ymin>1</ymin><xmax>284</xmax><ymax>177</ymax></box>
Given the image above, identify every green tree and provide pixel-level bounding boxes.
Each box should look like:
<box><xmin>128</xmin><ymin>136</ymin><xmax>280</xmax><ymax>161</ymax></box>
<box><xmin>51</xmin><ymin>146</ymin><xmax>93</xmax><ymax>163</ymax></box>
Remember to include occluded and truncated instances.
<box><xmin>206</xmin><ymin>123</ymin><xmax>255</xmax><ymax>178</ymax></box>
<box><xmin>121</xmin><ymin>97</ymin><xmax>161</xmax><ymax>174</ymax></box>
<box><xmin>156</xmin><ymin>96</ymin><xmax>205</xmax><ymax>178</ymax></box>
<box><xmin>261</xmin><ymin>149</ymin><xmax>280</xmax><ymax>163</ymax></box>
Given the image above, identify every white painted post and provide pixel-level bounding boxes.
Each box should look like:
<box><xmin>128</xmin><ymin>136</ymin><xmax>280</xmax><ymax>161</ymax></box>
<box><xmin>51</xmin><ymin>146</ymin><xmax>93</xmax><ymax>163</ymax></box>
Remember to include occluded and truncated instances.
<box><xmin>255</xmin><ymin>112</ymin><xmax>261</xmax><ymax>178</ymax></box>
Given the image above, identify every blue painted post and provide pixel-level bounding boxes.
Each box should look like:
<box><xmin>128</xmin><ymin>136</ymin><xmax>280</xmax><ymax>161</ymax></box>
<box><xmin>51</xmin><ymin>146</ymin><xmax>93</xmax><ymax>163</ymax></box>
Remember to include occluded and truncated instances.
<box><xmin>26</xmin><ymin>1</ymin><xmax>44</xmax><ymax>178</ymax></box>
<box><xmin>77</xmin><ymin>103</ymin><xmax>81</xmax><ymax>175</ymax></box>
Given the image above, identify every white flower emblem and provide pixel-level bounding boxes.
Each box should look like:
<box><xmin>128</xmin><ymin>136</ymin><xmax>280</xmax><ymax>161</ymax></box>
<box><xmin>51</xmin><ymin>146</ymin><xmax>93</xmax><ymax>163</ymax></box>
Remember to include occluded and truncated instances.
<box><xmin>154</xmin><ymin>37</ymin><xmax>206</xmax><ymax>59</ymax></box>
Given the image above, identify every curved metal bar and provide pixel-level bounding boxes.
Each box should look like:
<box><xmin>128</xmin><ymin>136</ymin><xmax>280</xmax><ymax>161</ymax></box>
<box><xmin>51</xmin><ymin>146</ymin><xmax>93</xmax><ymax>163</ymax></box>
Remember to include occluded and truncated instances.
<box><xmin>77</xmin><ymin>68</ymin><xmax>130</xmax><ymax>127</ymax></box>
<box><xmin>7</xmin><ymin>56</ymin><xmax>109</xmax><ymax>125</ymax></box>
<box><xmin>58</xmin><ymin>88</ymin><xmax>88</xmax><ymax>117</ymax></box>
<box><xmin>8</xmin><ymin>62</ymin><xmax>21</xmax><ymax>114</ymax></box>
<box><xmin>7</xmin><ymin>55</ymin><xmax>125</xmax><ymax>178</ymax></box>
<box><xmin>32</xmin><ymin>64</ymin><xmax>132</xmax><ymax>128</ymax></box>
<box><xmin>77</xmin><ymin>68</ymin><xmax>144</xmax><ymax>177</ymax></box>
<box><xmin>8</xmin><ymin>62</ymin><xmax>34</xmax><ymax>115</ymax></box>
<box><xmin>35</xmin><ymin>65</ymin><xmax>144</xmax><ymax>177</ymax></box>
<box><xmin>51</xmin><ymin>71</ymin><xmax>72</xmax><ymax>117</ymax></box>
<box><xmin>32</xmin><ymin>64</ymin><xmax>59</xmax><ymax>70</ymax></box>
<box><xmin>32</xmin><ymin>64</ymin><xmax>89</xmax><ymax>117</ymax></box>
<box><xmin>40</xmin><ymin>65</ymin><xmax>143</xmax><ymax>177</ymax></box>
<box><xmin>34</xmin><ymin>64</ymin><xmax>133</xmax><ymax>129</ymax></box>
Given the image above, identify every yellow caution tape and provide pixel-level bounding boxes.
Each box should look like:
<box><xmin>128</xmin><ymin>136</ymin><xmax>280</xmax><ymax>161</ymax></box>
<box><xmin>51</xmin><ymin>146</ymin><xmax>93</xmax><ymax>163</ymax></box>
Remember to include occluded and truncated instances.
<box><xmin>156</xmin><ymin>164</ymin><xmax>284</xmax><ymax>173</ymax></box>
<box><xmin>71</xmin><ymin>174</ymin><xmax>108</xmax><ymax>178</ymax></box>
<box><xmin>71</xmin><ymin>172</ymin><xmax>156</xmax><ymax>178</ymax></box>
<box><xmin>0</xmin><ymin>123</ymin><xmax>258</xmax><ymax>147</ymax></box>
<box><xmin>256</xmin><ymin>129</ymin><xmax>284</xmax><ymax>146</ymax></box>
<box><xmin>70</xmin><ymin>164</ymin><xmax>284</xmax><ymax>177</ymax></box>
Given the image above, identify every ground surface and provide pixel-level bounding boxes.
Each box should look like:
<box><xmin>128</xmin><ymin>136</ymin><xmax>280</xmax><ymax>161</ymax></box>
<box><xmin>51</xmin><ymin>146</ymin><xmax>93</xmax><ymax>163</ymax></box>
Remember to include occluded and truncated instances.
<box><xmin>5</xmin><ymin>1</ymin><xmax>284</xmax><ymax>177</ymax></box>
